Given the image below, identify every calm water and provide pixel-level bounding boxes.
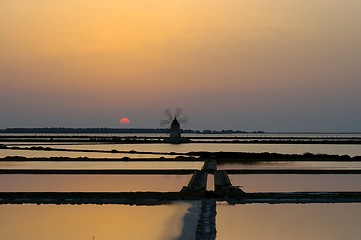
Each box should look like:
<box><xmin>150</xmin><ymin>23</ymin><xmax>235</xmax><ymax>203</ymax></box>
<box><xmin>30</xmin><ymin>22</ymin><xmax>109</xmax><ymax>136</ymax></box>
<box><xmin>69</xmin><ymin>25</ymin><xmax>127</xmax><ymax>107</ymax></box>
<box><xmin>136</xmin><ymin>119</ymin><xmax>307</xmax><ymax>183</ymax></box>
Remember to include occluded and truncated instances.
<box><xmin>219</xmin><ymin>161</ymin><xmax>361</xmax><ymax>170</ymax></box>
<box><xmin>0</xmin><ymin>203</ymin><xmax>192</xmax><ymax>240</ymax></box>
<box><xmin>2</xmin><ymin>142</ymin><xmax>361</xmax><ymax>158</ymax></box>
<box><xmin>229</xmin><ymin>174</ymin><xmax>361</xmax><ymax>192</ymax></box>
<box><xmin>0</xmin><ymin>161</ymin><xmax>202</xmax><ymax>170</ymax></box>
<box><xmin>1</xmin><ymin>134</ymin><xmax>361</xmax><ymax>239</ymax></box>
<box><xmin>217</xmin><ymin>203</ymin><xmax>361</xmax><ymax>240</ymax></box>
<box><xmin>0</xmin><ymin>174</ymin><xmax>191</xmax><ymax>192</ymax></box>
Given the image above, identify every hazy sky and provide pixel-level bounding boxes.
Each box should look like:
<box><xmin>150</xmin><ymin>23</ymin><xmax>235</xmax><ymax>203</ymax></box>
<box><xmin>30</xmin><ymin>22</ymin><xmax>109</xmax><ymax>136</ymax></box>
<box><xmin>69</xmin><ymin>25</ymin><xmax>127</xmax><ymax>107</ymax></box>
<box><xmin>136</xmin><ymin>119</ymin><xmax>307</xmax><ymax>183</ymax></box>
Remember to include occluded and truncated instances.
<box><xmin>1</xmin><ymin>0</ymin><xmax>361</xmax><ymax>131</ymax></box>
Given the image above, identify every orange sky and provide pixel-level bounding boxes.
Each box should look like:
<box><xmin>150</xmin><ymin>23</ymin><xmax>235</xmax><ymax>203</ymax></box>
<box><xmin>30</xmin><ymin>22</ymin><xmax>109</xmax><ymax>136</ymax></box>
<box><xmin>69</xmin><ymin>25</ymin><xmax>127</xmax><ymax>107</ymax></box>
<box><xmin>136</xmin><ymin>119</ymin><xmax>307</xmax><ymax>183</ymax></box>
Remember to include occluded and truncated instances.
<box><xmin>1</xmin><ymin>0</ymin><xmax>361</xmax><ymax>131</ymax></box>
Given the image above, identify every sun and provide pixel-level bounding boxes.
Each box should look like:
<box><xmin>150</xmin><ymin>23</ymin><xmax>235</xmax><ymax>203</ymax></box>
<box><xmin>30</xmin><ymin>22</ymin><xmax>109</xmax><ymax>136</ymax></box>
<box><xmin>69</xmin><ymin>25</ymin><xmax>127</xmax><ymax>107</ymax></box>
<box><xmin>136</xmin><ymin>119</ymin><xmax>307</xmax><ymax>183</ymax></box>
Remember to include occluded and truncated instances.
<box><xmin>119</xmin><ymin>117</ymin><xmax>130</xmax><ymax>124</ymax></box>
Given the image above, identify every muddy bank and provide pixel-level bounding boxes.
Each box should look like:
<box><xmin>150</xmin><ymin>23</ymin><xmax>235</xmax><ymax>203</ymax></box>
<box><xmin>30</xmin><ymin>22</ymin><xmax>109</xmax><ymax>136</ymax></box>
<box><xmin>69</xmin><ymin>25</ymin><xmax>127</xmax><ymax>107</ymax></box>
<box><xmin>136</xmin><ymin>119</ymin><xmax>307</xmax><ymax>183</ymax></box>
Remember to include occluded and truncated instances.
<box><xmin>0</xmin><ymin>192</ymin><xmax>207</xmax><ymax>205</ymax></box>
<box><xmin>2</xmin><ymin>191</ymin><xmax>360</xmax><ymax>205</ymax></box>
<box><xmin>1</xmin><ymin>151</ymin><xmax>361</xmax><ymax>162</ymax></box>
<box><xmin>231</xmin><ymin>192</ymin><xmax>361</xmax><ymax>204</ymax></box>
<box><xmin>1</xmin><ymin>145</ymin><xmax>191</xmax><ymax>157</ymax></box>
<box><xmin>188</xmin><ymin>151</ymin><xmax>361</xmax><ymax>162</ymax></box>
<box><xmin>223</xmin><ymin>169</ymin><xmax>361</xmax><ymax>174</ymax></box>
<box><xmin>0</xmin><ymin>156</ymin><xmax>199</xmax><ymax>162</ymax></box>
<box><xmin>195</xmin><ymin>199</ymin><xmax>217</xmax><ymax>240</ymax></box>
<box><xmin>0</xmin><ymin>169</ymin><xmax>196</xmax><ymax>175</ymax></box>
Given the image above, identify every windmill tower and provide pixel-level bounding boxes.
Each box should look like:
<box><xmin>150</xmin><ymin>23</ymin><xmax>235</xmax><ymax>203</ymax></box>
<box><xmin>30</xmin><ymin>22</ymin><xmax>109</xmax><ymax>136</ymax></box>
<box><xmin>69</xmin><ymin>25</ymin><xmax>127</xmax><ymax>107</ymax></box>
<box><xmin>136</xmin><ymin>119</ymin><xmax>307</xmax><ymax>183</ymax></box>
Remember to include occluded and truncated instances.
<box><xmin>160</xmin><ymin>108</ymin><xmax>188</xmax><ymax>143</ymax></box>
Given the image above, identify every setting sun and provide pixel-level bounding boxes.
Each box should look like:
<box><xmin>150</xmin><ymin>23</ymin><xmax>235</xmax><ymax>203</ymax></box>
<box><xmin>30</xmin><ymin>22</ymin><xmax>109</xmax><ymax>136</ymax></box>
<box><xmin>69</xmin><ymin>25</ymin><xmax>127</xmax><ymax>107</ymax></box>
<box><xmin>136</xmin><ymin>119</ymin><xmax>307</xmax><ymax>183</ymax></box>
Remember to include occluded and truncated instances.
<box><xmin>119</xmin><ymin>118</ymin><xmax>130</xmax><ymax>125</ymax></box>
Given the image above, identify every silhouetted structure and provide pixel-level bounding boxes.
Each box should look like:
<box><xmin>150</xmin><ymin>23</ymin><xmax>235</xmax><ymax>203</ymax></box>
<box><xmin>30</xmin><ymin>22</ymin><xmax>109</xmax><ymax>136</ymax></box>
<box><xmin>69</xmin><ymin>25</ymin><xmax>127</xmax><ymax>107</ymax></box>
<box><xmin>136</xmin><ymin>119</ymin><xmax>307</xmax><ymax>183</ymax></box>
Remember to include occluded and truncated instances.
<box><xmin>160</xmin><ymin>108</ymin><xmax>189</xmax><ymax>143</ymax></box>
<box><xmin>170</xmin><ymin>117</ymin><xmax>181</xmax><ymax>141</ymax></box>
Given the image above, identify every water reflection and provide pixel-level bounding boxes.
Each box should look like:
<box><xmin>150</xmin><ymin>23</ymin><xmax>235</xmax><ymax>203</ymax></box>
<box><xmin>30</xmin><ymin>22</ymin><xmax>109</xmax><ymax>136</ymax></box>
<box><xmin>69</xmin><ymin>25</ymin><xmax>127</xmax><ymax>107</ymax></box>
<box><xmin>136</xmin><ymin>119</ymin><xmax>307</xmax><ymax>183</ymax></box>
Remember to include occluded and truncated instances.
<box><xmin>0</xmin><ymin>175</ymin><xmax>191</xmax><ymax>192</ymax></box>
<box><xmin>229</xmin><ymin>174</ymin><xmax>361</xmax><ymax>192</ymax></box>
<box><xmin>0</xmin><ymin>161</ymin><xmax>202</xmax><ymax>170</ymax></box>
<box><xmin>217</xmin><ymin>203</ymin><xmax>361</xmax><ymax>240</ymax></box>
<box><xmin>0</xmin><ymin>203</ymin><xmax>190</xmax><ymax>240</ymax></box>
<box><xmin>2</xmin><ymin>142</ymin><xmax>361</xmax><ymax>157</ymax></box>
<box><xmin>219</xmin><ymin>161</ymin><xmax>361</xmax><ymax>170</ymax></box>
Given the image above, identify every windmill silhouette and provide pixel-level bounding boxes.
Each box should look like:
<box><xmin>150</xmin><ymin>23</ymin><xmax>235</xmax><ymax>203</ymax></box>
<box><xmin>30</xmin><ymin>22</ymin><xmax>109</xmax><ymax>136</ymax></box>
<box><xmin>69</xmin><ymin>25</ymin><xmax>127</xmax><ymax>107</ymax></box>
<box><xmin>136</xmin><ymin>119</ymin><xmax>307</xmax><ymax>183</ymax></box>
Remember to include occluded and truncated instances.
<box><xmin>160</xmin><ymin>108</ymin><xmax>188</xmax><ymax>143</ymax></box>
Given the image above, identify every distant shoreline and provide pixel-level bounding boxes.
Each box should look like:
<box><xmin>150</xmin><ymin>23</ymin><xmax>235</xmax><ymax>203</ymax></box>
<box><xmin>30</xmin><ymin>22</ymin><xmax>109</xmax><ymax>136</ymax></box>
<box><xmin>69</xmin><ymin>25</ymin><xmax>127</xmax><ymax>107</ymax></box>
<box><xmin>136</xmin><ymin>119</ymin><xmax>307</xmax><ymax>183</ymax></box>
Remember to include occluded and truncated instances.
<box><xmin>0</xmin><ymin>127</ymin><xmax>252</xmax><ymax>134</ymax></box>
<box><xmin>2</xmin><ymin>134</ymin><xmax>361</xmax><ymax>145</ymax></box>
<box><xmin>1</xmin><ymin>127</ymin><xmax>360</xmax><ymax>134</ymax></box>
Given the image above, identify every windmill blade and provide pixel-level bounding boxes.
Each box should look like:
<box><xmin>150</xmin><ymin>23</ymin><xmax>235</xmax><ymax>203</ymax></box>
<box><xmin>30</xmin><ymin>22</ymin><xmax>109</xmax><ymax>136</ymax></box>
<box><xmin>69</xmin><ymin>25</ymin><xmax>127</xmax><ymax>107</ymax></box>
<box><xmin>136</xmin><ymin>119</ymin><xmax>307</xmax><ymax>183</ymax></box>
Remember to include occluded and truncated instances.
<box><xmin>164</xmin><ymin>109</ymin><xmax>174</xmax><ymax>121</ymax></box>
<box><xmin>160</xmin><ymin>119</ymin><xmax>172</xmax><ymax>127</ymax></box>
<box><xmin>175</xmin><ymin>107</ymin><xmax>183</xmax><ymax>118</ymax></box>
<box><xmin>178</xmin><ymin>116</ymin><xmax>188</xmax><ymax>124</ymax></box>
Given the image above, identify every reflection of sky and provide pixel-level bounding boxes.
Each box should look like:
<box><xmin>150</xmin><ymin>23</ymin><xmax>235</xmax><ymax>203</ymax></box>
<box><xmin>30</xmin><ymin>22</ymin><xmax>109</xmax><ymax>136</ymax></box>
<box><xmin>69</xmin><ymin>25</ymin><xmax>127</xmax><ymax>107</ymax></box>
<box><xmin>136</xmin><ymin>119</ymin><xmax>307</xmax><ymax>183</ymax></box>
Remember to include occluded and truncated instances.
<box><xmin>0</xmin><ymin>175</ymin><xmax>191</xmax><ymax>192</ymax></box>
<box><xmin>0</xmin><ymin>161</ymin><xmax>202</xmax><ymax>170</ymax></box>
<box><xmin>219</xmin><ymin>161</ymin><xmax>361</xmax><ymax>170</ymax></box>
<box><xmin>2</xmin><ymin>142</ymin><xmax>361</xmax><ymax>157</ymax></box>
<box><xmin>217</xmin><ymin>204</ymin><xmax>361</xmax><ymax>240</ymax></box>
<box><xmin>0</xmin><ymin>203</ymin><xmax>190</xmax><ymax>240</ymax></box>
<box><xmin>229</xmin><ymin>174</ymin><xmax>361</xmax><ymax>192</ymax></box>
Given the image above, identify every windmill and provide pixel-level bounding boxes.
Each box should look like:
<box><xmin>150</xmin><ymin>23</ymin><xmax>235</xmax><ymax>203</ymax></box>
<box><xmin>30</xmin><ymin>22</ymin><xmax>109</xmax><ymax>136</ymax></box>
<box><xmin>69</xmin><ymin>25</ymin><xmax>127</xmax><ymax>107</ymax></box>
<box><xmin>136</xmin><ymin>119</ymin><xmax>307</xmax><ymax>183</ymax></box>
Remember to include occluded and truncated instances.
<box><xmin>160</xmin><ymin>108</ymin><xmax>188</xmax><ymax>143</ymax></box>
